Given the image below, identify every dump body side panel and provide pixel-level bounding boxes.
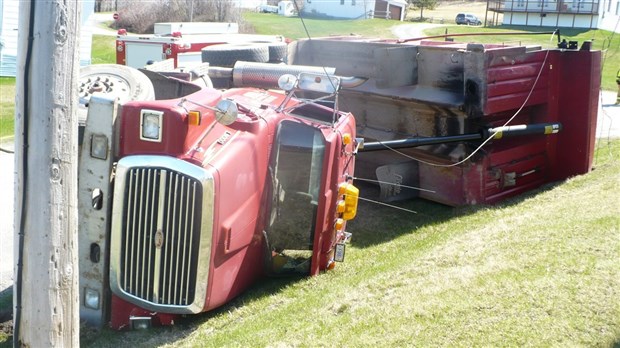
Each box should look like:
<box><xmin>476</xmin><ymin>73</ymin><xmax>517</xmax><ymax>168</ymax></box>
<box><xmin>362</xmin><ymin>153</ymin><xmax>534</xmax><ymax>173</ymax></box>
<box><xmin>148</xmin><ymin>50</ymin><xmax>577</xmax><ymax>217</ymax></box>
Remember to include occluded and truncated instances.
<box><xmin>288</xmin><ymin>38</ymin><xmax>600</xmax><ymax>206</ymax></box>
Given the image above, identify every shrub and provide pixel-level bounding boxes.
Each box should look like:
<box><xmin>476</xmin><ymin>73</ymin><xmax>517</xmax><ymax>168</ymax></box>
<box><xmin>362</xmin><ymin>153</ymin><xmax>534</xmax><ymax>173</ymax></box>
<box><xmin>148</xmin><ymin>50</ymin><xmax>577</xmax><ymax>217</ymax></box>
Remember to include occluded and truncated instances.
<box><xmin>113</xmin><ymin>0</ymin><xmax>242</xmax><ymax>34</ymax></box>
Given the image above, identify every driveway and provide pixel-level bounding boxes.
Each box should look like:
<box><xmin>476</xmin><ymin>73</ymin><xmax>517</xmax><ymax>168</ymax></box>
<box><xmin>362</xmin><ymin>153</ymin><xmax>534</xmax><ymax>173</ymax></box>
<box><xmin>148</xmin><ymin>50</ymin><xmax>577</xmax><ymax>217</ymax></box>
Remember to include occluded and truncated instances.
<box><xmin>0</xmin><ymin>141</ymin><xmax>14</xmax><ymax>296</ymax></box>
<box><xmin>91</xmin><ymin>12</ymin><xmax>120</xmax><ymax>36</ymax></box>
<box><xmin>391</xmin><ymin>23</ymin><xmax>445</xmax><ymax>40</ymax></box>
<box><xmin>598</xmin><ymin>91</ymin><xmax>620</xmax><ymax>138</ymax></box>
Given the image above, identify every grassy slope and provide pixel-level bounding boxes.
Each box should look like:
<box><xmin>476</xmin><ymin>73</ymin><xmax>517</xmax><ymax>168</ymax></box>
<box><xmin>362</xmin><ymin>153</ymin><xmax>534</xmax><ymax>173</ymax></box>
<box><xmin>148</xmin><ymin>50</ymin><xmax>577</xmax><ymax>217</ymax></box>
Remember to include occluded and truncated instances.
<box><xmin>73</xmin><ymin>140</ymin><xmax>620</xmax><ymax>348</ymax></box>
<box><xmin>242</xmin><ymin>12</ymin><xmax>398</xmax><ymax>39</ymax></box>
<box><xmin>90</xmin><ymin>34</ymin><xmax>118</xmax><ymax>65</ymax></box>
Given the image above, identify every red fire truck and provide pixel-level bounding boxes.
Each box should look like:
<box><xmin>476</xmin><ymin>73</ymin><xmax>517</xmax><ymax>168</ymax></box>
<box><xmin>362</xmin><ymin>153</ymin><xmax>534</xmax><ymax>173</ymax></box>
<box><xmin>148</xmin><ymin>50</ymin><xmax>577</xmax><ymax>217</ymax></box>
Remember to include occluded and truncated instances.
<box><xmin>115</xmin><ymin>30</ymin><xmax>285</xmax><ymax>69</ymax></box>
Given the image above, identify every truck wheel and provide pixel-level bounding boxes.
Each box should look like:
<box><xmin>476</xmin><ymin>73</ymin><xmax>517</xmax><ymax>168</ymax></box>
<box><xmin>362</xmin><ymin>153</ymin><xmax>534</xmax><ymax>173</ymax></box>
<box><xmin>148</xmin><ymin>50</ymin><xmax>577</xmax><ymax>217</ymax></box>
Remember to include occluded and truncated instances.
<box><xmin>247</xmin><ymin>41</ymin><xmax>288</xmax><ymax>62</ymax></box>
<box><xmin>265</xmin><ymin>42</ymin><xmax>288</xmax><ymax>63</ymax></box>
<box><xmin>79</xmin><ymin>64</ymin><xmax>155</xmax><ymax>107</ymax></box>
<box><xmin>201</xmin><ymin>43</ymin><xmax>269</xmax><ymax>67</ymax></box>
<box><xmin>78</xmin><ymin>64</ymin><xmax>155</xmax><ymax>144</ymax></box>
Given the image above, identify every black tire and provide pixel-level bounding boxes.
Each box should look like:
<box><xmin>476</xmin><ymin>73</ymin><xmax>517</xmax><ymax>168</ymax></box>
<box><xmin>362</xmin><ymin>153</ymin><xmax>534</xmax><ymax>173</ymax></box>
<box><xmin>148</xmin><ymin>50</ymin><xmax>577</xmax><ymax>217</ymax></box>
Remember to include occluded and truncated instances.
<box><xmin>78</xmin><ymin>64</ymin><xmax>155</xmax><ymax>144</ymax></box>
<box><xmin>265</xmin><ymin>42</ymin><xmax>288</xmax><ymax>62</ymax></box>
<box><xmin>201</xmin><ymin>43</ymin><xmax>269</xmax><ymax>67</ymax></box>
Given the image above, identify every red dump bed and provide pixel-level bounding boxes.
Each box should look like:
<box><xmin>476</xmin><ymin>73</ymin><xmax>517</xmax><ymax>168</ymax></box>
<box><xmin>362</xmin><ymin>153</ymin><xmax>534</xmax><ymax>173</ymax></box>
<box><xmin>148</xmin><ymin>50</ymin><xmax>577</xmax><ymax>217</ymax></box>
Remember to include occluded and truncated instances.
<box><xmin>288</xmin><ymin>38</ymin><xmax>600</xmax><ymax>205</ymax></box>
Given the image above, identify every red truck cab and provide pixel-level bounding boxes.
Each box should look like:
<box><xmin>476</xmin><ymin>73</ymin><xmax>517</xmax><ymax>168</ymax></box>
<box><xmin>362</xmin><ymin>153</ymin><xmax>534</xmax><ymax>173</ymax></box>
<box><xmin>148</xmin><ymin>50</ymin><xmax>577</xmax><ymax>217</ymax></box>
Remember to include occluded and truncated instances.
<box><xmin>78</xmin><ymin>65</ymin><xmax>358</xmax><ymax>329</ymax></box>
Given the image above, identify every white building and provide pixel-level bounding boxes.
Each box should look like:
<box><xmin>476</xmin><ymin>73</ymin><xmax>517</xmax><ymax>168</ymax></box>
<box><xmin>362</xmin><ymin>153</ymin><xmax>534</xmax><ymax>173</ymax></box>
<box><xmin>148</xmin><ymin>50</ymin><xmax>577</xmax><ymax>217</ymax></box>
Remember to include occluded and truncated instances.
<box><xmin>487</xmin><ymin>0</ymin><xmax>618</xmax><ymax>30</ymax></box>
<box><xmin>0</xmin><ymin>0</ymin><xmax>95</xmax><ymax>77</ymax></box>
<box><xmin>302</xmin><ymin>0</ymin><xmax>408</xmax><ymax>20</ymax></box>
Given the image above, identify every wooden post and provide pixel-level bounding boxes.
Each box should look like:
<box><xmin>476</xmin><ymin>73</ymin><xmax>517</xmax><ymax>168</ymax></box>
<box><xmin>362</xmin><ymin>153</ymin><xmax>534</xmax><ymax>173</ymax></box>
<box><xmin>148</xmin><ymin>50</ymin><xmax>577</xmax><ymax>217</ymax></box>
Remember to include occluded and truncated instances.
<box><xmin>13</xmin><ymin>0</ymin><xmax>80</xmax><ymax>346</ymax></box>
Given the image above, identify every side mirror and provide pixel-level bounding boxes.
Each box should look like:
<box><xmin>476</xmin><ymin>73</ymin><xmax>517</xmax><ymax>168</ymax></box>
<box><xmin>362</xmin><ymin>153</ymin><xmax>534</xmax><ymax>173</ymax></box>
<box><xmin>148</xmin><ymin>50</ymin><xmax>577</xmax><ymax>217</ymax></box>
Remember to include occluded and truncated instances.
<box><xmin>278</xmin><ymin>74</ymin><xmax>298</xmax><ymax>92</ymax></box>
<box><xmin>215</xmin><ymin>99</ymin><xmax>238</xmax><ymax>126</ymax></box>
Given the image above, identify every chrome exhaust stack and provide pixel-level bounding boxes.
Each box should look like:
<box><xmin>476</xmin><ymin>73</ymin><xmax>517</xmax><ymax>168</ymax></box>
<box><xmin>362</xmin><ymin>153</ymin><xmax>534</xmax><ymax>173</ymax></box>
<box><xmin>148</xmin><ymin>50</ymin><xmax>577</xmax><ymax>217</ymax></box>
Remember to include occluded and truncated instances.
<box><xmin>208</xmin><ymin>61</ymin><xmax>367</xmax><ymax>90</ymax></box>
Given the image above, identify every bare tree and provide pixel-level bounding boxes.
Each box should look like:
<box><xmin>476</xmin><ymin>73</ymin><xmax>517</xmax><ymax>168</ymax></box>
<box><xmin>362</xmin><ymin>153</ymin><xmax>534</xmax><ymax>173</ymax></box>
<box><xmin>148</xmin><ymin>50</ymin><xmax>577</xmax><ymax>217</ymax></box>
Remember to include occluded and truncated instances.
<box><xmin>410</xmin><ymin>0</ymin><xmax>438</xmax><ymax>19</ymax></box>
<box><xmin>113</xmin><ymin>0</ymin><xmax>239</xmax><ymax>34</ymax></box>
<box><xmin>14</xmin><ymin>0</ymin><xmax>80</xmax><ymax>346</ymax></box>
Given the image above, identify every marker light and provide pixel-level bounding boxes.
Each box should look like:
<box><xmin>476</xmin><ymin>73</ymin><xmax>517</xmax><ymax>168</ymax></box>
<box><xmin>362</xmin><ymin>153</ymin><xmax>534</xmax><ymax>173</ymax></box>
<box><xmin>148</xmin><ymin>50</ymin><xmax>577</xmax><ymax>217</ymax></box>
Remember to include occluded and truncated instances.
<box><xmin>130</xmin><ymin>316</ymin><xmax>152</xmax><ymax>330</ymax></box>
<box><xmin>90</xmin><ymin>134</ymin><xmax>108</xmax><ymax>160</ymax></box>
<box><xmin>140</xmin><ymin>109</ymin><xmax>163</xmax><ymax>142</ymax></box>
<box><xmin>84</xmin><ymin>288</ymin><xmax>100</xmax><ymax>310</ymax></box>
<box><xmin>338</xmin><ymin>183</ymin><xmax>359</xmax><ymax>221</ymax></box>
<box><xmin>342</xmin><ymin>133</ymin><xmax>352</xmax><ymax>145</ymax></box>
<box><xmin>337</xmin><ymin>201</ymin><xmax>346</xmax><ymax>213</ymax></box>
<box><xmin>188</xmin><ymin>110</ymin><xmax>201</xmax><ymax>126</ymax></box>
<box><xmin>335</xmin><ymin>218</ymin><xmax>344</xmax><ymax>231</ymax></box>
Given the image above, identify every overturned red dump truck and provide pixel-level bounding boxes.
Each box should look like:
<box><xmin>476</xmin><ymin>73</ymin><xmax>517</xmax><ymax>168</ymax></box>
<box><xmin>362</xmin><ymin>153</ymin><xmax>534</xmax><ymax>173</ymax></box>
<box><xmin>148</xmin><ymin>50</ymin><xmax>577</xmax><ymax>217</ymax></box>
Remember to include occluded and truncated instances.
<box><xmin>283</xmin><ymin>36</ymin><xmax>600</xmax><ymax>205</ymax></box>
<box><xmin>78</xmin><ymin>64</ymin><xmax>359</xmax><ymax>329</ymax></box>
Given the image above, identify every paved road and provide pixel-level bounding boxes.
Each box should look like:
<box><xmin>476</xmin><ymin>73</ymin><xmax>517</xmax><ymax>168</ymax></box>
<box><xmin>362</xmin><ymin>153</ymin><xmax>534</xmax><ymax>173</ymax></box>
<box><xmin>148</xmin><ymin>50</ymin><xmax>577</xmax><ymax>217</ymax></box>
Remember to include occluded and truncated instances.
<box><xmin>0</xmin><ymin>140</ymin><xmax>14</xmax><ymax>296</ymax></box>
<box><xmin>91</xmin><ymin>12</ymin><xmax>119</xmax><ymax>36</ymax></box>
<box><xmin>391</xmin><ymin>23</ymin><xmax>445</xmax><ymax>40</ymax></box>
<box><xmin>598</xmin><ymin>91</ymin><xmax>620</xmax><ymax>138</ymax></box>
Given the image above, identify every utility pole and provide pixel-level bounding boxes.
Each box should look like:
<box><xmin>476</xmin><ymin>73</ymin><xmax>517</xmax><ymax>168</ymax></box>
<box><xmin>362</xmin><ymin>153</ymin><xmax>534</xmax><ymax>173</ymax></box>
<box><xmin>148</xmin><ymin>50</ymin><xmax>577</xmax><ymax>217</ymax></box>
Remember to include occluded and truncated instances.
<box><xmin>14</xmin><ymin>0</ymin><xmax>80</xmax><ymax>346</ymax></box>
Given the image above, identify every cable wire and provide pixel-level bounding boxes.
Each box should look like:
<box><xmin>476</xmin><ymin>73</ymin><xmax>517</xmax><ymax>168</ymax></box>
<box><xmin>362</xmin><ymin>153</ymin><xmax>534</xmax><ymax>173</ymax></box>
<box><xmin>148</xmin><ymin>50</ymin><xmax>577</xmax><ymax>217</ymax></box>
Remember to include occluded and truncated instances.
<box><xmin>14</xmin><ymin>0</ymin><xmax>36</xmax><ymax>345</ymax></box>
<box><xmin>351</xmin><ymin>176</ymin><xmax>436</xmax><ymax>193</ymax></box>
<box><xmin>357</xmin><ymin>196</ymin><xmax>418</xmax><ymax>214</ymax></box>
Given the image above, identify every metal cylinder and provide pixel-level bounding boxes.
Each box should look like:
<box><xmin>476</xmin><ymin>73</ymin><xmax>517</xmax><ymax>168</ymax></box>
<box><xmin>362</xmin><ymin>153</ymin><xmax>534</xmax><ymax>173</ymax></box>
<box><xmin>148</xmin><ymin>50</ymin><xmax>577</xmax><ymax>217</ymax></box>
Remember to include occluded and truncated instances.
<box><xmin>361</xmin><ymin>133</ymin><xmax>483</xmax><ymax>152</ymax></box>
<box><xmin>489</xmin><ymin>122</ymin><xmax>562</xmax><ymax>139</ymax></box>
<box><xmin>232</xmin><ymin>61</ymin><xmax>337</xmax><ymax>90</ymax></box>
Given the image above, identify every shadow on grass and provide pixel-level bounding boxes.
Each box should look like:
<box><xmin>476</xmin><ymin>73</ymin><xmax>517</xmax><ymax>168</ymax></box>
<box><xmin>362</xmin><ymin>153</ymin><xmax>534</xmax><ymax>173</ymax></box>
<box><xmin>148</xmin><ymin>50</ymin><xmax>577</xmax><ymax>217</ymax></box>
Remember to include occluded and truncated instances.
<box><xmin>0</xmin><ymin>287</ymin><xmax>12</xmax><ymax>323</ymax></box>
<box><xmin>348</xmin><ymin>179</ymin><xmax>564</xmax><ymax>249</ymax></box>
<box><xmin>495</xmin><ymin>24</ymin><xmax>593</xmax><ymax>36</ymax></box>
<box><xmin>81</xmin><ymin>276</ymin><xmax>304</xmax><ymax>348</ymax></box>
<box><xmin>0</xmin><ymin>287</ymin><xmax>12</xmax><ymax>348</ymax></box>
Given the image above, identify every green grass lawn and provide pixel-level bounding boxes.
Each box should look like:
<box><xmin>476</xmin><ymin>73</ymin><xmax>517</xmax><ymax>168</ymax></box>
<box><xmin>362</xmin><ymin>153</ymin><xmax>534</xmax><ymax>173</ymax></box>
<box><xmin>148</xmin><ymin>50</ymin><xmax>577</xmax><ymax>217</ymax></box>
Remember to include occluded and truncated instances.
<box><xmin>90</xmin><ymin>34</ymin><xmax>118</xmax><ymax>65</ymax></box>
<box><xmin>242</xmin><ymin>12</ymin><xmax>399</xmax><ymax>39</ymax></box>
<box><xmin>0</xmin><ymin>78</ymin><xmax>15</xmax><ymax>139</ymax></box>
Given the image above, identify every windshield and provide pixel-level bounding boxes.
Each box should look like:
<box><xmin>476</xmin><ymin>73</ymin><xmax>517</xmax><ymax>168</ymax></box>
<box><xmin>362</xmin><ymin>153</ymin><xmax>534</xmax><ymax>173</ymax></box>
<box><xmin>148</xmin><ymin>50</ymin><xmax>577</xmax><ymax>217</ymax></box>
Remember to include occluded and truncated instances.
<box><xmin>265</xmin><ymin>120</ymin><xmax>326</xmax><ymax>274</ymax></box>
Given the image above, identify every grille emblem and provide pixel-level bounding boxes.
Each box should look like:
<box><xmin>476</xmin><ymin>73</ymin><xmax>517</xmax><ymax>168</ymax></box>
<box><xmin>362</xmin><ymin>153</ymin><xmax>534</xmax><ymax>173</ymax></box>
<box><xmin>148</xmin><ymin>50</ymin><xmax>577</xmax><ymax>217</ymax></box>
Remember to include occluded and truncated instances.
<box><xmin>154</xmin><ymin>229</ymin><xmax>164</xmax><ymax>249</ymax></box>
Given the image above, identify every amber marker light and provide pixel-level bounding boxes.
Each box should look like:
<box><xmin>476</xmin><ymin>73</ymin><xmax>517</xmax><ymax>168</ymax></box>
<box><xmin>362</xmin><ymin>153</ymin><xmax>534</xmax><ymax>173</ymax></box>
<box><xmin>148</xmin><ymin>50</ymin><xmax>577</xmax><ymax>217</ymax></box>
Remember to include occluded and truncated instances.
<box><xmin>337</xmin><ymin>201</ymin><xmax>346</xmax><ymax>213</ymax></box>
<box><xmin>338</xmin><ymin>183</ymin><xmax>359</xmax><ymax>221</ymax></box>
<box><xmin>335</xmin><ymin>218</ymin><xmax>344</xmax><ymax>231</ymax></box>
<box><xmin>342</xmin><ymin>133</ymin><xmax>352</xmax><ymax>145</ymax></box>
<box><xmin>188</xmin><ymin>110</ymin><xmax>201</xmax><ymax>126</ymax></box>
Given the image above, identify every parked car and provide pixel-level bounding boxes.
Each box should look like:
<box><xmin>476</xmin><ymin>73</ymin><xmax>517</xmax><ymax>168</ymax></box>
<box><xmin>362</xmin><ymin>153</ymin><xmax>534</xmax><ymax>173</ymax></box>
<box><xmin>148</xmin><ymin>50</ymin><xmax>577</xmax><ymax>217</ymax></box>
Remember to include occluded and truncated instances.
<box><xmin>455</xmin><ymin>13</ymin><xmax>482</xmax><ymax>25</ymax></box>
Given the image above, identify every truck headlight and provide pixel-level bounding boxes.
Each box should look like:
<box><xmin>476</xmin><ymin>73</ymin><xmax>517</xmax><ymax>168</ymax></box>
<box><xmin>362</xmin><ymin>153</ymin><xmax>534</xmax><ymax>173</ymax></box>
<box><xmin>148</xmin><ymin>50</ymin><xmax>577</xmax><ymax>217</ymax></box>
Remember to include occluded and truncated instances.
<box><xmin>90</xmin><ymin>134</ymin><xmax>108</xmax><ymax>160</ymax></box>
<box><xmin>84</xmin><ymin>288</ymin><xmax>100</xmax><ymax>309</ymax></box>
<box><xmin>140</xmin><ymin>109</ymin><xmax>163</xmax><ymax>142</ymax></box>
<box><xmin>130</xmin><ymin>316</ymin><xmax>152</xmax><ymax>330</ymax></box>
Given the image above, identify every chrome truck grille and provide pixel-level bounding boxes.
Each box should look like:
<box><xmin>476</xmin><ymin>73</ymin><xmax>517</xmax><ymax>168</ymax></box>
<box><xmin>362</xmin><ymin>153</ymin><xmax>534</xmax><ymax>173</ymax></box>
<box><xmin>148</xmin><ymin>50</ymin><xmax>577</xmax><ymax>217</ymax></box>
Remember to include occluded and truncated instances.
<box><xmin>110</xmin><ymin>156</ymin><xmax>214</xmax><ymax>314</ymax></box>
